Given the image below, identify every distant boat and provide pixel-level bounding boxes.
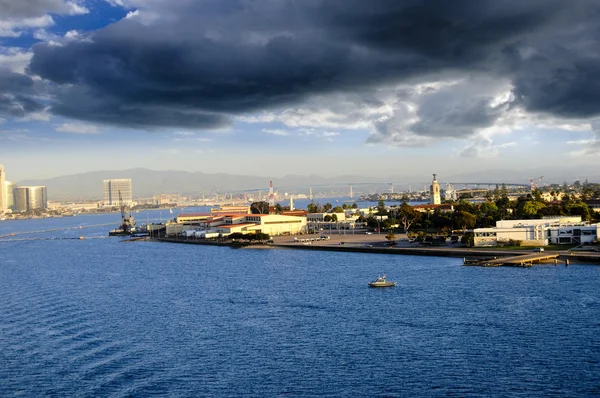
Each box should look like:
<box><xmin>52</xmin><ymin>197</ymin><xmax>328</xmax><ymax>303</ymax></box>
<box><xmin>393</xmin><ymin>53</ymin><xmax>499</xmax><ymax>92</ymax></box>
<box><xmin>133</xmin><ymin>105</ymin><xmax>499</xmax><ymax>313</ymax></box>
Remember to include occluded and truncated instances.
<box><xmin>368</xmin><ymin>275</ymin><xmax>396</xmax><ymax>288</ymax></box>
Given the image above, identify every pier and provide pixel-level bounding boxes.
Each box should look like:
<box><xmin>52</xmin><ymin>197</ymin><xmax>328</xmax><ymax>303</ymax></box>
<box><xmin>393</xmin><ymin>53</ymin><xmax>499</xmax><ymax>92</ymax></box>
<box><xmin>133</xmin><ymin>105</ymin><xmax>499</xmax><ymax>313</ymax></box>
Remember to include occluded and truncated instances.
<box><xmin>465</xmin><ymin>252</ymin><xmax>560</xmax><ymax>267</ymax></box>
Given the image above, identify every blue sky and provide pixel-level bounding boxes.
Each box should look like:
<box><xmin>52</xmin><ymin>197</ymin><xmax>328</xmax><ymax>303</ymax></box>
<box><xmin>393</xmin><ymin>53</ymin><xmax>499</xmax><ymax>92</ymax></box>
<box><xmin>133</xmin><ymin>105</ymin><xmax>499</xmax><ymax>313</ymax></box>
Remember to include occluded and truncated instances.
<box><xmin>1</xmin><ymin>1</ymin><xmax>599</xmax><ymax>182</ymax></box>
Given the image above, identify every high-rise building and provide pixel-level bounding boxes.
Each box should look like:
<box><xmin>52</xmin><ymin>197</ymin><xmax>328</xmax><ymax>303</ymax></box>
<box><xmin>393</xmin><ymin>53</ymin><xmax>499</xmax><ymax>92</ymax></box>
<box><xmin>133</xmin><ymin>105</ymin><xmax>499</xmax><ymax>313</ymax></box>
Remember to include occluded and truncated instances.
<box><xmin>14</xmin><ymin>186</ymin><xmax>48</xmax><ymax>212</ymax></box>
<box><xmin>430</xmin><ymin>174</ymin><xmax>441</xmax><ymax>205</ymax></box>
<box><xmin>5</xmin><ymin>181</ymin><xmax>15</xmax><ymax>209</ymax></box>
<box><xmin>104</xmin><ymin>179</ymin><xmax>133</xmax><ymax>206</ymax></box>
<box><xmin>0</xmin><ymin>164</ymin><xmax>5</xmax><ymax>211</ymax></box>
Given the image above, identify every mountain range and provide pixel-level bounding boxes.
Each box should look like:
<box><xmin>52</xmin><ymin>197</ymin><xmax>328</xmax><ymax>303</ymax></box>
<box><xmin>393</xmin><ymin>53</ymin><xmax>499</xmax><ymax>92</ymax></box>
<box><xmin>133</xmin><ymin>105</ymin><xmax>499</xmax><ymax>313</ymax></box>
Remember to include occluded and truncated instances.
<box><xmin>17</xmin><ymin>167</ymin><xmax>600</xmax><ymax>201</ymax></box>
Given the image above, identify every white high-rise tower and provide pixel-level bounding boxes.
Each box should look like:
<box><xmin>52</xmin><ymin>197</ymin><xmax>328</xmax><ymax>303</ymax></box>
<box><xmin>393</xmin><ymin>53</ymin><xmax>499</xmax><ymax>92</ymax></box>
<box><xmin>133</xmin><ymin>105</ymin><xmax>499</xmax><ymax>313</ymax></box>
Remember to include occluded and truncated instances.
<box><xmin>104</xmin><ymin>179</ymin><xmax>133</xmax><ymax>206</ymax></box>
<box><xmin>430</xmin><ymin>174</ymin><xmax>441</xmax><ymax>205</ymax></box>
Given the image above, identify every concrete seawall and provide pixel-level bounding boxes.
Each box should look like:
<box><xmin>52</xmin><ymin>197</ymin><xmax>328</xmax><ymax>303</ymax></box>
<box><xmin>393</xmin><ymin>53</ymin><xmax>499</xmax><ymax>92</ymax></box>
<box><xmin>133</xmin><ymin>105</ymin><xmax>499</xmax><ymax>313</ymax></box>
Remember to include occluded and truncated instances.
<box><xmin>152</xmin><ymin>236</ymin><xmax>600</xmax><ymax>264</ymax></box>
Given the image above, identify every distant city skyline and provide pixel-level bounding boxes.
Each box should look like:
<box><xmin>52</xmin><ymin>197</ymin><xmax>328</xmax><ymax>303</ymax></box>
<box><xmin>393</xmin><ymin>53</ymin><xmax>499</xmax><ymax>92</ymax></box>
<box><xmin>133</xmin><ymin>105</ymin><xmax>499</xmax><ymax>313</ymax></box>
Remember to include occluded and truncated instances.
<box><xmin>1</xmin><ymin>1</ymin><xmax>600</xmax><ymax>181</ymax></box>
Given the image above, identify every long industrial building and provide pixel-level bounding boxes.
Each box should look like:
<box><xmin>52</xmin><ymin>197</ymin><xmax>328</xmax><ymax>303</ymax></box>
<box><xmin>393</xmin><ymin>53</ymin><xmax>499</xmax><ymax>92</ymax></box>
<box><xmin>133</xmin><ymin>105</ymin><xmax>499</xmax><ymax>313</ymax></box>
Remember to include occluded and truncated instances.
<box><xmin>167</xmin><ymin>211</ymin><xmax>307</xmax><ymax>237</ymax></box>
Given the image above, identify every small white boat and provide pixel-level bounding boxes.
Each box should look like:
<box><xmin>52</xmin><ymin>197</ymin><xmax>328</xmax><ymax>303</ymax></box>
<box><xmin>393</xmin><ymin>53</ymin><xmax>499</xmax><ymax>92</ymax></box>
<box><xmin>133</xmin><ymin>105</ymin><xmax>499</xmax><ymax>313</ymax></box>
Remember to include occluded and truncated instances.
<box><xmin>368</xmin><ymin>275</ymin><xmax>396</xmax><ymax>288</ymax></box>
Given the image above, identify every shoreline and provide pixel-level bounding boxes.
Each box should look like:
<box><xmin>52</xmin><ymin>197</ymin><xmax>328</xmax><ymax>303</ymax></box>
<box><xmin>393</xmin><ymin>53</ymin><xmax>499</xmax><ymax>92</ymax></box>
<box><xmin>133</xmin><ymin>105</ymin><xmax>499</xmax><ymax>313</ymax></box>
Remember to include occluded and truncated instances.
<box><xmin>151</xmin><ymin>236</ymin><xmax>600</xmax><ymax>265</ymax></box>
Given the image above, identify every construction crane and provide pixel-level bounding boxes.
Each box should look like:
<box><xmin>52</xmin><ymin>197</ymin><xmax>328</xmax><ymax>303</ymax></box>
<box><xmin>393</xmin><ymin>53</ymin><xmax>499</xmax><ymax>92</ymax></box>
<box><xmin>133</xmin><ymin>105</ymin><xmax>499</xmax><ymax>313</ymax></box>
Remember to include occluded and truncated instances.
<box><xmin>529</xmin><ymin>176</ymin><xmax>544</xmax><ymax>191</ymax></box>
<box><xmin>110</xmin><ymin>189</ymin><xmax>136</xmax><ymax>235</ymax></box>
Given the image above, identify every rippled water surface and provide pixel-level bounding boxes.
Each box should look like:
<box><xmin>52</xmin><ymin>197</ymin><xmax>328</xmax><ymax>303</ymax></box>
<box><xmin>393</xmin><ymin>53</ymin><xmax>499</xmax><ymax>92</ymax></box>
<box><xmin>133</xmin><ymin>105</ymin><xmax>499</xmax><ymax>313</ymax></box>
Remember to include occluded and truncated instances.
<box><xmin>1</xmin><ymin>214</ymin><xmax>599</xmax><ymax>396</ymax></box>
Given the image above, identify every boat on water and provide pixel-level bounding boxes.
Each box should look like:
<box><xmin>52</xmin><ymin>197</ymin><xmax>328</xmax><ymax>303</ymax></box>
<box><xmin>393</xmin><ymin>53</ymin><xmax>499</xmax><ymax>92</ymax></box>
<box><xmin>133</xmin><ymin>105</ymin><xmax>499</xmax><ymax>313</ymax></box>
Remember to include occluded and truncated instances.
<box><xmin>368</xmin><ymin>275</ymin><xmax>396</xmax><ymax>288</ymax></box>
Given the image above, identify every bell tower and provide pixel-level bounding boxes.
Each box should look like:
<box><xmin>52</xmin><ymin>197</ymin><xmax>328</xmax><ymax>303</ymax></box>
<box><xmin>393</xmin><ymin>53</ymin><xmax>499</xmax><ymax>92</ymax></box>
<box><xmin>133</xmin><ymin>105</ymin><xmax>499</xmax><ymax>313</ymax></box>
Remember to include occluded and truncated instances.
<box><xmin>430</xmin><ymin>174</ymin><xmax>441</xmax><ymax>205</ymax></box>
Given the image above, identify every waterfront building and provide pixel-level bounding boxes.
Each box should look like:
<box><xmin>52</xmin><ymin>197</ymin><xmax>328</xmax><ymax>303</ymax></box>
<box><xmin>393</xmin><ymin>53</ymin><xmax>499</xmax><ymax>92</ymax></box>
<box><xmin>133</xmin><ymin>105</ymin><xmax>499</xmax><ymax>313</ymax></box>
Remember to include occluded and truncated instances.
<box><xmin>473</xmin><ymin>217</ymin><xmax>598</xmax><ymax>247</ymax></box>
<box><xmin>0</xmin><ymin>164</ymin><xmax>5</xmax><ymax>211</ymax></box>
<box><xmin>13</xmin><ymin>186</ymin><xmax>48</xmax><ymax>212</ymax></box>
<box><xmin>167</xmin><ymin>212</ymin><xmax>307</xmax><ymax>237</ymax></box>
<box><xmin>103</xmin><ymin>179</ymin><xmax>132</xmax><ymax>206</ymax></box>
<box><xmin>430</xmin><ymin>174</ymin><xmax>441</xmax><ymax>205</ymax></box>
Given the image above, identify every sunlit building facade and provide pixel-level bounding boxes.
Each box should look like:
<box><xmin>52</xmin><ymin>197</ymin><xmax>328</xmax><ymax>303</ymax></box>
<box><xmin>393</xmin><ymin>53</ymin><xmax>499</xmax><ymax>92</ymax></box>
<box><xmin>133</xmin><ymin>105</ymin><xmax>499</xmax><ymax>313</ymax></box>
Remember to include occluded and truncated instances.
<box><xmin>103</xmin><ymin>179</ymin><xmax>133</xmax><ymax>206</ymax></box>
<box><xmin>5</xmin><ymin>181</ymin><xmax>15</xmax><ymax>209</ymax></box>
<box><xmin>14</xmin><ymin>186</ymin><xmax>48</xmax><ymax>212</ymax></box>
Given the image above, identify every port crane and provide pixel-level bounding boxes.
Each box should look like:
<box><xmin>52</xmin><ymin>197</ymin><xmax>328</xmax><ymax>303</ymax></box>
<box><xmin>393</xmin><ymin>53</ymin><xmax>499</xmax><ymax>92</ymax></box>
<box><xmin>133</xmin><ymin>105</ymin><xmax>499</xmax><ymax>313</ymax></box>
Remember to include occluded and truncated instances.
<box><xmin>529</xmin><ymin>176</ymin><xmax>544</xmax><ymax>191</ymax></box>
<box><xmin>109</xmin><ymin>190</ymin><xmax>136</xmax><ymax>236</ymax></box>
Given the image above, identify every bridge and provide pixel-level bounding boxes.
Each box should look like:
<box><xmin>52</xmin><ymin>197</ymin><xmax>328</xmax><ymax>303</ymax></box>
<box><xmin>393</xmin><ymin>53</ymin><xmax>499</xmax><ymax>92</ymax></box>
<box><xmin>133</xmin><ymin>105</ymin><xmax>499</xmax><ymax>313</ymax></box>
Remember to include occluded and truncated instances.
<box><xmin>221</xmin><ymin>181</ymin><xmax>531</xmax><ymax>195</ymax></box>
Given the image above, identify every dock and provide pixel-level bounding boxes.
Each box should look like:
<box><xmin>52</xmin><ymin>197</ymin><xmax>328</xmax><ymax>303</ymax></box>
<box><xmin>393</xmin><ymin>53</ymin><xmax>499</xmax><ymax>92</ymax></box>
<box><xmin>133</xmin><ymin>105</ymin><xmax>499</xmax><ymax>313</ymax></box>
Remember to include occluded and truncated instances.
<box><xmin>465</xmin><ymin>252</ymin><xmax>560</xmax><ymax>267</ymax></box>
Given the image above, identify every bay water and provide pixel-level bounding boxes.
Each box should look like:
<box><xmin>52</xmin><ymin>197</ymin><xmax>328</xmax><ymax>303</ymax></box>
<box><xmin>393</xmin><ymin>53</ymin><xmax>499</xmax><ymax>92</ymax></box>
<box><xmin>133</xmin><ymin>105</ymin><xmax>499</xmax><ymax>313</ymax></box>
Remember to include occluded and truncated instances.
<box><xmin>1</xmin><ymin>213</ymin><xmax>599</xmax><ymax>396</ymax></box>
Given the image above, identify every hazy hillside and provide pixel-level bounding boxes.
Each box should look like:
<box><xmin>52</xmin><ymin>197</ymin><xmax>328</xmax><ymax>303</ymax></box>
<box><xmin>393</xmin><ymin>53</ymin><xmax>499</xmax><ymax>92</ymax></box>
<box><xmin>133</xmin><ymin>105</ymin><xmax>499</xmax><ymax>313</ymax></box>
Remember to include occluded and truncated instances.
<box><xmin>17</xmin><ymin>167</ymin><xmax>600</xmax><ymax>201</ymax></box>
<box><xmin>18</xmin><ymin>169</ymin><xmax>381</xmax><ymax>200</ymax></box>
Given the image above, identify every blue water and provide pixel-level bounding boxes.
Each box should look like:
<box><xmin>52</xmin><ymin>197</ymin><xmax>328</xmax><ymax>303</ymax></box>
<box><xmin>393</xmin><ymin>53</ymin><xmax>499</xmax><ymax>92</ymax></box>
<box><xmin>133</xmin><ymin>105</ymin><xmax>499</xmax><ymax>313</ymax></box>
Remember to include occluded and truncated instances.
<box><xmin>1</xmin><ymin>215</ymin><xmax>599</xmax><ymax>397</ymax></box>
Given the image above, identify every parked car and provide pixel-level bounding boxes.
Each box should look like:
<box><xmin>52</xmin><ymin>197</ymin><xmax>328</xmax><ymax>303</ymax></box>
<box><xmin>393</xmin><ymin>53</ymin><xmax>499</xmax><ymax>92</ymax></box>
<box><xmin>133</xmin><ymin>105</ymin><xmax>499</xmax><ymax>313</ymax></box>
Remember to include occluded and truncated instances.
<box><xmin>533</xmin><ymin>247</ymin><xmax>544</xmax><ymax>252</ymax></box>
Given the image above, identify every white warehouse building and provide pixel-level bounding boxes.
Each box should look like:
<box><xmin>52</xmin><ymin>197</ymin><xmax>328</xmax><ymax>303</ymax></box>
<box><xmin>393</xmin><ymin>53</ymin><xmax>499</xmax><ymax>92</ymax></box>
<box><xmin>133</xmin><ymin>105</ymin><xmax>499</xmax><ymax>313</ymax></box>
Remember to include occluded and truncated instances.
<box><xmin>167</xmin><ymin>212</ymin><xmax>307</xmax><ymax>237</ymax></box>
<box><xmin>474</xmin><ymin>217</ymin><xmax>599</xmax><ymax>247</ymax></box>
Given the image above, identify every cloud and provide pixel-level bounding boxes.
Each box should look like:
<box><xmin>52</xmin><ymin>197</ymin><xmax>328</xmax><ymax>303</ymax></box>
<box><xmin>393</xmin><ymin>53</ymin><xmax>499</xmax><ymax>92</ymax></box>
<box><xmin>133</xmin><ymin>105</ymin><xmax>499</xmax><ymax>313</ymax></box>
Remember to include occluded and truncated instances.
<box><xmin>457</xmin><ymin>136</ymin><xmax>517</xmax><ymax>158</ymax></box>
<box><xmin>0</xmin><ymin>0</ymin><xmax>87</xmax><ymax>37</ymax></box>
<box><xmin>0</xmin><ymin>47</ymin><xmax>33</xmax><ymax>73</ymax></box>
<box><xmin>55</xmin><ymin>122</ymin><xmax>99</xmax><ymax>134</ymax></box>
<box><xmin>0</xmin><ymin>15</ymin><xmax>54</xmax><ymax>37</ymax></box>
<box><xmin>0</xmin><ymin>0</ymin><xmax>591</xmax><ymax>150</ymax></box>
<box><xmin>0</xmin><ymin>0</ymin><xmax>87</xmax><ymax>18</ymax></box>
<box><xmin>25</xmin><ymin>1</ymin><xmax>591</xmax><ymax>128</ymax></box>
<box><xmin>262</xmin><ymin>129</ymin><xmax>290</xmax><ymax>136</ymax></box>
<box><xmin>0</xmin><ymin>67</ymin><xmax>45</xmax><ymax>118</ymax></box>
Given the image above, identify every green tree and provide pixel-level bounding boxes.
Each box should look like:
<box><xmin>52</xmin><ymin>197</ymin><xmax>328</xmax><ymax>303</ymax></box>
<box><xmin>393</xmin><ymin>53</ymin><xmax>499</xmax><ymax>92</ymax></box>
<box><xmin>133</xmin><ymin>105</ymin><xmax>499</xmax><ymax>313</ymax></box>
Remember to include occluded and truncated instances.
<box><xmin>307</xmin><ymin>202</ymin><xmax>320</xmax><ymax>213</ymax></box>
<box><xmin>332</xmin><ymin>206</ymin><xmax>344</xmax><ymax>213</ymax></box>
<box><xmin>565</xmin><ymin>202</ymin><xmax>592</xmax><ymax>221</ymax></box>
<box><xmin>385</xmin><ymin>231</ymin><xmax>396</xmax><ymax>243</ymax></box>
<box><xmin>377</xmin><ymin>198</ymin><xmax>388</xmax><ymax>216</ymax></box>
<box><xmin>453</xmin><ymin>211</ymin><xmax>477</xmax><ymax>231</ymax></box>
<box><xmin>250</xmin><ymin>201</ymin><xmax>269</xmax><ymax>214</ymax></box>
<box><xmin>323</xmin><ymin>202</ymin><xmax>333</xmax><ymax>212</ymax></box>
<box><xmin>478</xmin><ymin>201</ymin><xmax>499</xmax><ymax>227</ymax></box>
<box><xmin>455</xmin><ymin>199</ymin><xmax>476</xmax><ymax>214</ymax></box>
<box><xmin>461</xmin><ymin>232</ymin><xmax>474</xmax><ymax>247</ymax></box>
<box><xmin>522</xmin><ymin>201</ymin><xmax>546</xmax><ymax>218</ymax></box>
<box><xmin>397</xmin><ymin>203</ymin><xmax>421</xmax><ymax>231</ymax></box>
<box><xmin>532</xmin><ymin>189</ymin><xmax>543</xmax><ymax>203</ymax></box>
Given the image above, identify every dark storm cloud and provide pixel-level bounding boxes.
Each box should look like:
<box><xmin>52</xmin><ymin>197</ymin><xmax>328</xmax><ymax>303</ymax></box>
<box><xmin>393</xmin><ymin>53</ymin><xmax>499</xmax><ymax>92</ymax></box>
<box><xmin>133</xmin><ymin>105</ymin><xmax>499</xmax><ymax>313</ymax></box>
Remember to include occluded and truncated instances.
<box><xmin>0</xmin><ymin>68</ymin><xmax>44</xmax><ymax>118</ymax></box>
<box><xmin>25</xmin><ymin>0</ymin><xmax>600</xmax><ymax>129</ymax></box>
